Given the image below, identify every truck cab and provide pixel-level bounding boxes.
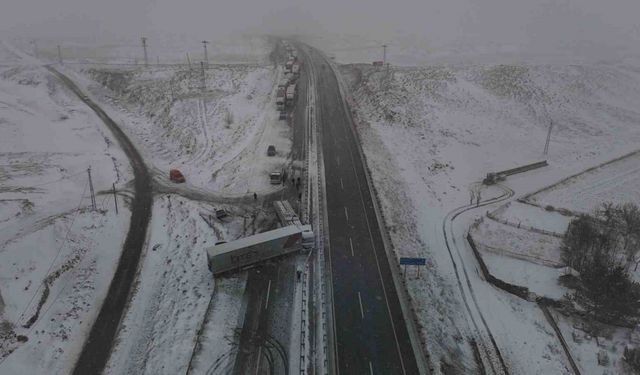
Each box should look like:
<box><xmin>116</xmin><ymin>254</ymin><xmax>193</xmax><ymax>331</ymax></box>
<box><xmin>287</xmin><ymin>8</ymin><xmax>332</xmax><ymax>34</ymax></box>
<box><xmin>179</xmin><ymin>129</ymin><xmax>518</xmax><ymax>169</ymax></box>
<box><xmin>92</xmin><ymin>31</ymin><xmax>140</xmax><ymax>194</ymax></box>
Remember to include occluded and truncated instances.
<box><xmin>276</xmin><ymin>96</ymin><xmax>285</xmax><ymax>111</ymax></box>
<box><xmin>270</xmin><ymin>171</ymin><xmax>283</xmax><ymax>184</ymax></box>
<box><xmin>300</xmin><ymin>225</ymin><xmax>314</xmax><ymax>249</ymax></box>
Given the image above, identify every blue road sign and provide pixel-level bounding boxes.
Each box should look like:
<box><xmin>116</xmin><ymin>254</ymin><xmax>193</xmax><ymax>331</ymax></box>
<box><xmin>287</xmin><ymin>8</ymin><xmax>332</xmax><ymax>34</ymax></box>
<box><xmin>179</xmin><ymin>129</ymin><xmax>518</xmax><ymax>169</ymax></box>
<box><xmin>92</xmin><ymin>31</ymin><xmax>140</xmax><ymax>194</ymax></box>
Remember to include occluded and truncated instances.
<box><xmin>399</xmin><ymin>257</ymin><xmax>426</xmax><ymax>266</ymax></box>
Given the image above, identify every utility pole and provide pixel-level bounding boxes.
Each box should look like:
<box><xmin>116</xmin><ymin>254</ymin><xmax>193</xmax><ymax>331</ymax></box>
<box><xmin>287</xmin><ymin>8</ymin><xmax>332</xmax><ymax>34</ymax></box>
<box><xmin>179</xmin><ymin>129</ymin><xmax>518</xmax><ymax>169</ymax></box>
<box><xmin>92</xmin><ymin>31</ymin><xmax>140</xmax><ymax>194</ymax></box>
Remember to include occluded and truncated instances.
<box><xmin>382</xmin><ymin>44</ymin><xmax>387</xmax><ymax>65</ymax></box>
<box><xmin>200</xmin><ymin>61</ymin><xmax>206</xmax><ymax>90</ymax></box>
<box><xmin>202</xmin><ymin>40</ymin><xmax>209</xmax><ymax>68</ymax></box>
<box><xmin>32</xmin><ymin>40</ymin><xmax>38</xmax><ymax>58</ymax></box>
<box><xmin>141</xmin><ymin>37</ymin><xmax>148</xmax><ymax>67</ymax></box>
<box><xmin>112</xmin><ymin>183</ymin><xmax>118</xmax><ymax>214</ymax></box>
<box><xmin>57</xmin><ymin>45</ymin><xmax>63</xmax><ymax>64</ymax></box>
<box><xmin>87</xmin><ymin>167</ymin><xmax>97</xmax><ymax>210</ymax></box>
<box><xmin>544</xmin><ymin>120</ymin><xmax>553</xmax><ymax>155</ymax></box>
<box><xmin>186</xmin><ymin>52</ymin><xmax>192</xmax><ymax>69</ymax></box>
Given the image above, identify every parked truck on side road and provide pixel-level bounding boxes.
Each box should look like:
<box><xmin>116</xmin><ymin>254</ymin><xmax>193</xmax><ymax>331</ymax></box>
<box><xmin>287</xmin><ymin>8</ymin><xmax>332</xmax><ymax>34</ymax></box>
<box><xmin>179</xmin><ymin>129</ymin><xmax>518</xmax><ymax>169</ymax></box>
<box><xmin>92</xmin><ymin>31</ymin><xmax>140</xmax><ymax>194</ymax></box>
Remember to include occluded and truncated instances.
<box><xmin>276</xmin><ymin>94</ymin><xmax>285</xmax><ymax>111</ymax></box>
<box><xmin>206</xmin><ymin>224</ymin><xmax>313</xmax><ymax>275</ymax></box>
<box><xmin>286</xmin><ymin>83</ymin><xmax>296</xmax><ymax>107</ymax></box>
<box><xmin>270</xmin><ymin>170</ymin><xmax>284</xmax><ymax>184</ymax></box>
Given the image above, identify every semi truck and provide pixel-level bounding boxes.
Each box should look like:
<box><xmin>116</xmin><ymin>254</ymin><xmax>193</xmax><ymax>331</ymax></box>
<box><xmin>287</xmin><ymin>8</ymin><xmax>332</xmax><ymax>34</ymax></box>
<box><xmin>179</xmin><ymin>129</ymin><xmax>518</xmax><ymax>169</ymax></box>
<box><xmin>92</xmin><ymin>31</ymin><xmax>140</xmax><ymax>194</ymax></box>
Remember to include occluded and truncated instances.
<box><xmin>206</xmin><ymin>224</ymin><xmax>314</xmax><ymax>275</ymax></box>
<box><xmin>292</xmin><ymin>63</ymin><xmax>300</xmax><ymax>76</ymax></box>
<box><xmin>286</xmin><ymin>84</ymin><xmax>296</xmax><ymax>107</ymax></box>
<box><xmin>270</xmin><ymin>170</ymin><xmax>284</xmax><ymax>184</ymax></box>
<box><xmin>483</xmin><ymin>160</ymin><xmax>548</xmax><ymax>185</ymax></box>
<box><xmin>276</xmin><ymin>93</ymin><xmax>285</xmax><ymax>111</ymax></box>
<box><xmin>276</xmin><ymin>79</ymin><xmax>287</xmax><ymax>110</ymax></box>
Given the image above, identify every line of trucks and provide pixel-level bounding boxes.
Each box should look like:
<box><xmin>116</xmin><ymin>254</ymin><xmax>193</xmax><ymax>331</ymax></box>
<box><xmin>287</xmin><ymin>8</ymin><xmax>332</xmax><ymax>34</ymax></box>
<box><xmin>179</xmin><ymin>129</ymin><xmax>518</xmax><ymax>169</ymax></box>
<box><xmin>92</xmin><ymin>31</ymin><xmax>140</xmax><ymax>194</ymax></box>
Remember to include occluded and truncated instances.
<box><xmin>206</xmin><ymin>200</ymin><xmax>313</xmax><ymax>275</ymax></box>
<box><xmin>267</xmin><ymin>41</ymin><xmax>302</xmax><ymax>186</ymax></box>
<box><xmin>276</xmin><ymin>41</ymin><xmax>301</xmax><ymax>113</ymax></box>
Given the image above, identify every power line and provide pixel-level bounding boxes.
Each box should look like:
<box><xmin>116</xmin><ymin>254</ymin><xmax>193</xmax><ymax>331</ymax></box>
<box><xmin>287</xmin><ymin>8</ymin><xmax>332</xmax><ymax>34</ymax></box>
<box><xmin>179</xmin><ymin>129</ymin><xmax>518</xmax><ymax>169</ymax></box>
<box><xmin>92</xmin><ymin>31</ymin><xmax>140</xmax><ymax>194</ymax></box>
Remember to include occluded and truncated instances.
<box><xmin>202</xmin><ymin>40</ymin><xmax>210</xmax><ymax>68</ymax></box>
<box><xmin>544</xmin><ymin>120</ymin><xmax>553</xmax><ymax>155</ymax></box>
<box><xmin>141</xmin><ymin>37</ymin><xmax>148</xmax><ymax>67</ymax></box>
<box><xmin>31</xmin><ymin>200</ymin><xmax>112</xmax><ymax>335</ymax></box>
<box><xmin>382</xmin><ymin>44</ymin><xmax>387</xmax><ymax>64</ymax></box>
<box><xmin>17</xmin><ymin>179</ymin><xmax>89</xmax><ymax>324</ymax></box>
<box><xmin>87</xmin><ymin>167</ymin><xmax>97</xmax><ymax>211</ymax></box>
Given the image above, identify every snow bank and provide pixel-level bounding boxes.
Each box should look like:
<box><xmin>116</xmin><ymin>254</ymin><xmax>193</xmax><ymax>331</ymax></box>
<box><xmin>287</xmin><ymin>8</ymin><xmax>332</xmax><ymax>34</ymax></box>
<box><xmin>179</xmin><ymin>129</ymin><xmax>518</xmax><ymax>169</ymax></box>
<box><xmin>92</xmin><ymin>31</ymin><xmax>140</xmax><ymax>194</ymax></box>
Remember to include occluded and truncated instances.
<box><xmin>105</xmin><ymin>196</ymin><xmax>218</xmax><ymax>375</ymax></box>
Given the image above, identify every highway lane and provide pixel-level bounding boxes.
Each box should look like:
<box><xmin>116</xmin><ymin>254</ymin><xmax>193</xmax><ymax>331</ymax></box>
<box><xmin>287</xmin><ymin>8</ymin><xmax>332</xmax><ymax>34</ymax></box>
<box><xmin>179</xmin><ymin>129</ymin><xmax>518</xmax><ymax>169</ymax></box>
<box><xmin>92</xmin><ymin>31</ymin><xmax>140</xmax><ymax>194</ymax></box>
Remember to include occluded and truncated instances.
<box><xmin>302</xmin><ymin>48</ymin><xmax>420</xmax><ymax>374</ymax></box>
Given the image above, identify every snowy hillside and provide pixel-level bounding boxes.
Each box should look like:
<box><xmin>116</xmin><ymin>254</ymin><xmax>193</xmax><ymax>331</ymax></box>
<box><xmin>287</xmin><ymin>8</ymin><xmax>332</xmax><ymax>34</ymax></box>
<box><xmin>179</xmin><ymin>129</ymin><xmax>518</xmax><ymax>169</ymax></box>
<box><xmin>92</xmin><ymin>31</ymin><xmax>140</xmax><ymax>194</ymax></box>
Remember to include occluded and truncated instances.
<box><xmin>339</xmin><ymin>61</ymin><xmax>640</xmax><ymax>374</ymax></box>
<box><xmin>59</xmin><ymin>60</ymin><xmax>291</xmax><ymax>196</ymax></box>
<box><xmin>0</xmin><ymin>48</ymin><xmax>130</xmax><ymax>373</ymax></box>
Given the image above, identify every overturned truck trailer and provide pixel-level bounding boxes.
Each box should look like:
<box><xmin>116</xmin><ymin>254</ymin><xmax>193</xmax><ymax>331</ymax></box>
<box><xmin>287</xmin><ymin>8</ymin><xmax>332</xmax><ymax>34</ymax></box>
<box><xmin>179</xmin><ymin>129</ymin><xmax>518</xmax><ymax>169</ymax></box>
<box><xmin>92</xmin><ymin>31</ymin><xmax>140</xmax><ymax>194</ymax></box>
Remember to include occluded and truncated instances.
<box><xmin>206</xmin><ymin>224</ymin><xmax>313</xmax><ymax>276</ymax></box>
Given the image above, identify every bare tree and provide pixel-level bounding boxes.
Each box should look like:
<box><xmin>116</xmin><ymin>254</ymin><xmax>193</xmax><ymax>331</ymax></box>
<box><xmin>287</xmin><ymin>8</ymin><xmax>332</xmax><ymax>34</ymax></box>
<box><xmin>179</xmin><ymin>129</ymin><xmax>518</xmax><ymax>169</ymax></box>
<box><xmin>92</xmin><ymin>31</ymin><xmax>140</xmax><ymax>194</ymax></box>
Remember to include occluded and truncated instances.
<box><xmin>562</xmin><ymin>202</ymin><xmax>640</xmax><ymax>322</ymax></box>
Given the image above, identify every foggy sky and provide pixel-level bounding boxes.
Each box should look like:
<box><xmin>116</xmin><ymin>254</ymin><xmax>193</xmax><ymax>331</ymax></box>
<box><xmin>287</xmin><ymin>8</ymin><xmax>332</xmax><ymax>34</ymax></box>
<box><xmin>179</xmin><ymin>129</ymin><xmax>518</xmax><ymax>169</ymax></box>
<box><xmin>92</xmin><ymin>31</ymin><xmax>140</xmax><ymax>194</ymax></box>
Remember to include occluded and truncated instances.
<box><xmin>3</xmin><ymin>0</ymin><xmax>640</xmax><ymax>58</ymax></box>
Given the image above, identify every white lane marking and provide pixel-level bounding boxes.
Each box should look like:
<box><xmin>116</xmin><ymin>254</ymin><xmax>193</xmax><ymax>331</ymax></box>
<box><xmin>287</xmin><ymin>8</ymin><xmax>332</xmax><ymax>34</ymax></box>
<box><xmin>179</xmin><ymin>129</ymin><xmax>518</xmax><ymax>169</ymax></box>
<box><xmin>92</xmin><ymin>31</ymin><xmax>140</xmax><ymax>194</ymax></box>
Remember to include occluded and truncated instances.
<box><xmin>344</xmin><ymin>126</ymin><xmax>408</xmax><ymax>374</ymax></box>
<box><xmin>369</xmin><ymin>361</ymin><xmax>374</xmax><ymax>375</ymax></box>
<box><xmin>255</xmin><ymin>346</ymin><xmax>263</xmax><ymax>375</ymax></box>
<box><xmin>344</xmin><ymin>206</ymin><xmax>349</xmax><ymax>221</ymax></box>
<box><xmin>340</xmin><ymin>177</ymin><xmax>344</xmax><ymax>190</ymax></box>
<box><xmin>308</xmin><ymin>53</ymin><xmax>343</xmax><ymax>375</ymax></box>
<box><xmin>265</xmin><ymin>279</ymin><xmax>272</xmax><ymax>310</ymax></box>
<box><xmin>349</xmin><ymin>237</ymin><xmax>355</xmax><ymax>257</ymax></box>
<box><xmin>358</xmin><ymin>291</ymin><xmax>364</xmax><ymax>319</ymax></box>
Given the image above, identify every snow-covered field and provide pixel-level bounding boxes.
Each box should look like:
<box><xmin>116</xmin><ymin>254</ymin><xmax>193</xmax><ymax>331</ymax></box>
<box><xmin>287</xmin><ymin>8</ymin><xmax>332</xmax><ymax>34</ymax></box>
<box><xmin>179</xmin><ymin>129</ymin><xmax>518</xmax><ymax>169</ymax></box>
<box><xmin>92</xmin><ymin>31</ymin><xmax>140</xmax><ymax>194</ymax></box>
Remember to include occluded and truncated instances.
<box><xmin>472</xmin><ymin>217</ymin><xmax>563</xmax><ymax>267</ymax></box>
<box><xmin>0</xmin><ymin>35</ymin><xmax>282</xmax><ymax>375</ymax></box>
<box><xmin>0</xmin><ymin>42</ymin><xmax>131</xmax><ymax>373</ymax></box>
<box><xmin>524</xmin><ymin>150</ymin><xmax>640</xmax><ymax>215</ymax></box>
<box><xmin>338</xmin><ymin>58</ymin><xmax>640</xmax><ymax>374</ymax></box>
<box><xmin>58</xmin><ymin>57</ymin><xmax>292</xmax><ymax>197</ymax></box>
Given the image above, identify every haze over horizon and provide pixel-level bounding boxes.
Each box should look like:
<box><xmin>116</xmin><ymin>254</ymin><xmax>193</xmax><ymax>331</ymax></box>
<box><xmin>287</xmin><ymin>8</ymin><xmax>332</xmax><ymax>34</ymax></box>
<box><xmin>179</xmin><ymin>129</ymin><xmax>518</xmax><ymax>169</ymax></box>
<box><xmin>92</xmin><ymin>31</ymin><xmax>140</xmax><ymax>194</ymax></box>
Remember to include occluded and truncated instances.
<box><xmin>2</xmin><ymin>0</ymin><xmax>640</xmax><ymax>60</ymax></box>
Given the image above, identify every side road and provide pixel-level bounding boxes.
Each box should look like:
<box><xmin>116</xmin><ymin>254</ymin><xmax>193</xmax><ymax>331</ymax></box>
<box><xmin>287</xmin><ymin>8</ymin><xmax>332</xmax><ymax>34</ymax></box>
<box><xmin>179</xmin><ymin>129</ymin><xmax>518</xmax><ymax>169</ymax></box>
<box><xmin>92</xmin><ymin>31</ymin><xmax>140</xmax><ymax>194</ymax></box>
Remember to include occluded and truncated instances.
<box><xmin>46</xmin><ymin>66</ymin><xmax>153</xmax><ymax>375</ymax></box>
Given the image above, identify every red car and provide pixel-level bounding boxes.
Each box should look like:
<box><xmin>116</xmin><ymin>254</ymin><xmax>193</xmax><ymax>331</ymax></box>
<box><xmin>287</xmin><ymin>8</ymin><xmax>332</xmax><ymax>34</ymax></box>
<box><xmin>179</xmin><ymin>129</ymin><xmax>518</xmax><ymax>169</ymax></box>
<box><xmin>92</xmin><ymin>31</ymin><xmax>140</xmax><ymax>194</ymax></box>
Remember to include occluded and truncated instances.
<box><xmin>169</xmin><ymin>169</ymin><xmax>185</xmax><ymax>183</ymax></box>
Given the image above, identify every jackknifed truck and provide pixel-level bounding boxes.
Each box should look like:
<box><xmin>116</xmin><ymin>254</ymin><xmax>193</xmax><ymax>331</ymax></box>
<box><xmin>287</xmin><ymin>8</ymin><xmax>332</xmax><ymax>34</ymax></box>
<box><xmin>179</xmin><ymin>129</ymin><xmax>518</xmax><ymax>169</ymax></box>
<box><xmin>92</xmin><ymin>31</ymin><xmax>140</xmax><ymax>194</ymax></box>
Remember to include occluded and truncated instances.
<box><xmin>206</xmin><ymin>224</ymin><xmax>314</xmax><ymax>275</ymax></box>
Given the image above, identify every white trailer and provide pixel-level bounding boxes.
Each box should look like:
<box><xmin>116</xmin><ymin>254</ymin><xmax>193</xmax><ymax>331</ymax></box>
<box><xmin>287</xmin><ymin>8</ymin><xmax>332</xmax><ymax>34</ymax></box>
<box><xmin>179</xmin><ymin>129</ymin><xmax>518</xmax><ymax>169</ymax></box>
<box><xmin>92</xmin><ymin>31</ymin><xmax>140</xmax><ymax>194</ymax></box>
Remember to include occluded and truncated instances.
<box><xmin>206</xmin><ymin>224</ymin><xmax>312</xmax><ymax>275</ymax></box>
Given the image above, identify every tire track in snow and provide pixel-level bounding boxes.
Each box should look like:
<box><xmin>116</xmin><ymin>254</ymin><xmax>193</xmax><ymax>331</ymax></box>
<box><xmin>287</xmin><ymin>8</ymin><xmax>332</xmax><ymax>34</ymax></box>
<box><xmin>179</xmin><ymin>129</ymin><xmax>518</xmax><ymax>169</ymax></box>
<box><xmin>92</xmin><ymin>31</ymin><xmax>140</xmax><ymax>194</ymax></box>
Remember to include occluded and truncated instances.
<box><xmin>441</xmin><ymin>184</ymin><xmax>514</xmax><ymax>375</ymax></box>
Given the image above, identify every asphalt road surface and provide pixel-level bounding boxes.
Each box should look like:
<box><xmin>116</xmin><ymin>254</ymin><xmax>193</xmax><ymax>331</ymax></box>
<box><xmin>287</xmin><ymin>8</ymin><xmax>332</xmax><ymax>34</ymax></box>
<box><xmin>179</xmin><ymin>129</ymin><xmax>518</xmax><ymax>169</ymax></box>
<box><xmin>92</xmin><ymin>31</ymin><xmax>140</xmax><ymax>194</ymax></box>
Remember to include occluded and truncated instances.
<box><xmin>302</xmin><ymin>47</ymin><xmax>420</xmax><ymax>375</ymax></box>
<box><xmin>46</xmin><ymin>67</ymin><xmax>154</xmax><ymax>375</ymax></box>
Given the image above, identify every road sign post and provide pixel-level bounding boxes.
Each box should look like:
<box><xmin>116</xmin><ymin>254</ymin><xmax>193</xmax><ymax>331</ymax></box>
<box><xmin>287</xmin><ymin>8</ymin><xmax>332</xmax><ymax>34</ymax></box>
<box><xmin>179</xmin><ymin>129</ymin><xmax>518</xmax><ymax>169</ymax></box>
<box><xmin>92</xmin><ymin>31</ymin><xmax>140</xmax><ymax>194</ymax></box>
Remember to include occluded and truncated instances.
<box><xmin>400</xmin><ymin>257</ymin><xmax>426</xmax><ymax>279</ymax></box>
